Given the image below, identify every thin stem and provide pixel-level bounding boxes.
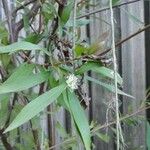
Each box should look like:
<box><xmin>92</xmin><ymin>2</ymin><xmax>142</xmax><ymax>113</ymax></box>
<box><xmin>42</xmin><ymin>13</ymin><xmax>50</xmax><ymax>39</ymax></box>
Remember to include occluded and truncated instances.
<box><xmin>77</xmin><ymin>0</ymin><xmax>141</xmax><ymax>19</ymax></box>
<box><xmin>109</xmin><ymin>0</ymin><xmax>123</xmax><ymax>149</ymax></box>
<box><xmin>99</xmin><ymin>23</ymin><xmax>150</xmax><ymax>56</ymax></box>
<box><xmin>2</xmin><ymin>0</ymin><xmax>15</xmax><ymax>42</ymax></box>
<box><xmin>48</xmin><ymin>105</ymin><xmax>150</xmax><ymax>149</ymax></box>
<box><xmin>92</xmin><ymin>105</ymin><xmax>150</xmax><ymax>133</ymax></box>
<box><xmin>29</xmin><ymin>23</ymin><xmax>150</xmax><ymax>68</ymax></box>
<box><xmin>15</xmin><ymin>1</ymin><xmax>42</xmax><ymax>34</ymax></box>
<box><xmin>0</xmin><ymin>129</ymin><xmax>13</xmax><ymax>150</ymax></box>
<box><xmin>72</xmin><ymin>0</ymin><xmax>77</xmax><ymax>70</ymax></box>
<box><xmin>49</xmin><ymin>137</ymin><xmax>76</xmax><ymax>150</ymax></box>
<box><xmin>12</xmin><ymin>0</ymin><xmax>37</xmax><ymax>17</ymax></box>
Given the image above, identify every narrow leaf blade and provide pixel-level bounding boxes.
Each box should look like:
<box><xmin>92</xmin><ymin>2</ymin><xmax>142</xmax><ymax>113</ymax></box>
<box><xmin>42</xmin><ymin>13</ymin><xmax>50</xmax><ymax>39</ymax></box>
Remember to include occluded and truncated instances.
<box><xmin>0</xmin><ymin>63</ymin><xmax>49</xmax><ymax>94</ymax></box>
<box><xmin>0</xmin><ymin>41</ymin><xmax>46</xmax><ymax>54</ymax></box>
<box><xmin>76</xmin><ymin>61</ymin><xmax>122</xmax><ymax>85</ymax></box>
<box><xmin>4</xmin><ymin>83</ymin><xmax>67</xmax><ymax>132</ymax></box>
<box><xmin>85</xmin><ymin>76</ymin><xmax>134</xmax><ymax>98</ymax></box>
<box><xmin>67</xmin><ymin>90</ymin><xmax>91</xmax><ymax>150</ymax></box>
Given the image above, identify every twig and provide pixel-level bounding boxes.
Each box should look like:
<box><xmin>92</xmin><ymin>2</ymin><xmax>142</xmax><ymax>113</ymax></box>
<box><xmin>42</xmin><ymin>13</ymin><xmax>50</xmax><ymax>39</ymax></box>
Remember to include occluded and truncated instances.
<box><xmin>92</xmin><ymin>105</ymin><xmax>150</xmax><ymax>133</ymax></box>
<box><xmin>48</xmin><ymin>105</ymin><xmax>150</xmax><ymax>149</ymax></box>
<box><xmin>110</xmin><ymin>0</ymin><xmax>123</xmax><ymax>149</ymax></box>
<box><xmin>12</xmin><ymin>0</ymin><xmax>37</xmax><ymax>17</ymax></box>
<box><xmin>4</xmin><ymin>94</ymin><xmax>17</xmax><ymax>128</ymax></box>
<box><xmin>0</xmin><ymin>129</ymin><xmax>13</xmax><ymax>150</ymax></box>
<box><xmin>55</xmin><ymin>0</ymin><xmax>64</xmax><ymax>5</ymax></box>
<box><xmin>77</xmin><ymin>0</ymin><xmax>141</xmax><ymax>19</ymax></box>
<box><xmin>38</xmin><ymin>8</ymin><xmax>43</xmax><ymax>33</ymax></box>
<box><xmin>99</xmin><ymin>23</ymin><xmax>150</xmax><ymax>56</ymax></box>
<box><xmin>0</xmin><ymin>66</ymin><xmax>7</xmax><ymax>82</ymax></box>
<box><xmin>72</xmin><ymin>0</ymin><xmax>77</xmax><ymax>69</ymax></box>
<box><xmin>15</xmin><ymin>1</ymin><xmax>42</xmax><ymax>34</ymax></box>
<box><xmin>45</xmin><ymin>23</ymin><xmax>150</xmax><ymax>67</ymax></box>
<box><xmin>0</xmin><ymin>95</ymin><xmax>17</xmax><ymax>150</ymax></box>
<box><xmin>2</xmin><ymin>0</ymin><xmax>15</xmax><ymax>42</ymax></box>
<box><xmin>49</xmin><ymin>137</ymin><xmax>76</xmax><ymax>150</ymax></box>
<box><xmin>18</xmin><ymin>52</ymin><xmax>33</xmax><ymax>63</ymax></box>
<box><xmin>50</xmin><ymin>0</ymin><xmax>66</xmax><ymax>35</ymax></box>
<box><xmin>16</xmin><ymin>20</ymin><xmax>150</xmax><ymax>68</ymax></box>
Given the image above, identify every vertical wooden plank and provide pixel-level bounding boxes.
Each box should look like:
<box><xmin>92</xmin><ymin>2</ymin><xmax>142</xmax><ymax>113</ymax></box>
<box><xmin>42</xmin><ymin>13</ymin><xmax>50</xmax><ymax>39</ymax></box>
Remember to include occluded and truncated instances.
<box><xmin>120</xmin><ymin>1</ymin><xmax>146</xmax><ymax>149</ymax></box>
<box><xmin>144</xmin><ymin>2</ymin><xmax>150</xmax><ymax>149</ymax></box>
<box><xmin>89</xmin><ymin>1</ymin><xmax>116</xmax><ymax>149</ymax></box>
<box><xmin>54</xmin><ymin>107</ymin><xmax>66</xmax><ymax>150</ymax></box>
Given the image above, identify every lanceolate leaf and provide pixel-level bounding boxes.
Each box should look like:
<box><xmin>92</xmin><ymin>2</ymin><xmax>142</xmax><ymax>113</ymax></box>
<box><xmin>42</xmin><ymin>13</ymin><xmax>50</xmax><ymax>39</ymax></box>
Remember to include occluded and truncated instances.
<box><xmin>0</xmin><ymin>41</ymin><xmax>47</xmax><ymax>54</ymax></box>
<box><xmin>76</xmin><ymin>61</ymin><xmax>123</xmax><ymax>85</ymax></box>
<box><xmin>95</xmin><ymin>132</ymin><xmax>110</xmax><ymax>143</ymax></box>
<box><xmin>112</xmin><ymin>0</ymin><xmax>120</xmax><ymax>5</ymax></box>
<box><xmin>60</xmin><ymin>2</ymin><xmax>74</xmax><ymax>24</ymax></box>
<box><xmin>66</xmin><ymin>19</ymin><xmax>90</xmax><ymax>27</ymax></box>
<box><xmin>67</xmin><ymin>90</ymin><xmax>91</xmax><ymax>150</ymax></box>
<box><xmin>85</xmin><ymin>76</ymin><xmax>134</xmax><ymax>98</ymax></box>
<box><xmin>4</xmin><ymin>83</ymin><xmax>67</xmax><ymax>132</ymax></box>
<box><xmin>76</xmin><ymin>61</ymin><xmax>102</xmax><ymax>75</ymax></box>
<box><xmin>92</xmin><ymin>67</ymin><xmax>123</xmax><ymax>85</ymax></box>
<box><xmin>0</xmin><ymin>63</ymin><xmax>49</xmax><ymax>94</ymax></box>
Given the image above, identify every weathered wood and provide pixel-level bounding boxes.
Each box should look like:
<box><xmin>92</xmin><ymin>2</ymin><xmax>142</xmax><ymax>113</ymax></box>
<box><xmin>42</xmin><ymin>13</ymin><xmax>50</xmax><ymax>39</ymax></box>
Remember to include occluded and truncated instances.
<box><xmin>89</xmin><ymin>1</ymin><xmax>115</xmax><ymax>149</ymax></box>
<box><xmin>120</xmin><ymin>1</ymin><xmax>146</xmax><ymax>149</ymax></box>
<box><xmin>144</xmin><ymin>2</ymin><xmax>150</xmax><ymax>149</ymax></box>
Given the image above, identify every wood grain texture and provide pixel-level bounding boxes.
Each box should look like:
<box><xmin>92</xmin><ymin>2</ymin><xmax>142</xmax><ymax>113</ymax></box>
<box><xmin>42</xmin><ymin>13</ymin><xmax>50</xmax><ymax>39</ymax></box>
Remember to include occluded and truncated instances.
<box><xmin>89</xmin><ymin>0</ymin><xmax>115</xmax><ymax>149</ymax></box>
<box><xmin>120</xmin><ymin>0</ymin><xmax>146</xmax><ymax>149</ymax></box>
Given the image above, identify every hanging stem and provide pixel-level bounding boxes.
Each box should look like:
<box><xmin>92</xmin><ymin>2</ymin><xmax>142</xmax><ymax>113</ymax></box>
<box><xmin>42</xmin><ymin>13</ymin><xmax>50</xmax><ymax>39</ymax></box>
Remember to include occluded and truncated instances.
<box><xmin>109</xmin><ymin>0</ymin><xmax>124</xmax><ymax>149</ymax></box>
<box><xmin>72</xmin><ymin>0</ymin><xmax>77</xmax><ymax>70</ymax></box>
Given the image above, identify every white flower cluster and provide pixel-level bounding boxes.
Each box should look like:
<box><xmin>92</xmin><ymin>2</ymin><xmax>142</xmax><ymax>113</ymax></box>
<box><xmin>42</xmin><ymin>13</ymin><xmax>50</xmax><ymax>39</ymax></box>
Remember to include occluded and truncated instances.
<box><xmin>111</xmin><ymin>71</ymin><xmax>114</xmax><ymax>76</ymax></box>
<box><xmin>66</xmin><ymin>74</ymin><xmax>79</xmax><ymax>90</ymax></box>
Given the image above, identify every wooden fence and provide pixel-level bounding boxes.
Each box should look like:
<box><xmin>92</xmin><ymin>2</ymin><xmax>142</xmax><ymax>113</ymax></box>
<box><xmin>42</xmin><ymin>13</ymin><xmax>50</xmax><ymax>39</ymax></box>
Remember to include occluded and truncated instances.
<box><xmin>0</xmin><ymin>0</ymin><xmax>149</xmax><ymax>149</ymax></box>
<box><xmin>89</xmin><ymin>0</ymin><xmax>146</xmax><ymax>149</ymax></box>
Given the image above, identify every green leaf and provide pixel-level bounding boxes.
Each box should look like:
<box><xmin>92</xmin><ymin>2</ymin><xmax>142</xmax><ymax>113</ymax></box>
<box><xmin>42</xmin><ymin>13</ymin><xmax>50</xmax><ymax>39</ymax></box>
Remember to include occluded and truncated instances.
<box><xmin>93</xmin><ymin>67</ymin><xmax>123</xmax><ymax>85</ymax></box>
<box><xmin>0</xmin><ymin>22</ymin><xmax>9</xmax><ymax>45</ymax></box>
<box><xmin>4</xmin><ymin>83</ymin><xmax>67</xmax><ymax>132</ymax></box>
<box><xmin>24</xmin><ymin>33</ymin><xmax>43</xmax><ymax>44</ymax></box>
<box><xmin>23</xmin><ymin>14</ymin><xmax>30</xmax><ymax>33</ymax></box>
<box><xmin>95</xmin><ymin>132</ymin><xmax>110</xmax><ymax>143</ymax></box>
<box><xmin>75</xmin><ymin>44</ymin><xmax>90</xmax><ymax>57</ymax></box>
<box><xmin>42</xmin><ymin>2</ymin><xmax>56</xmax><ymax>23</ymax></box>
<box><xmin>75</xmin><ymin>40</ymin><xmax>105</xmax><ymax>57</ymax></box>
<box><xmin>88</xmin><ymin>41</ymin><xmax>105</xmax><ymax>55</ymax></box>
<box><xmin>67</xmin><ymin>90</ymin><xmax>91</xmax><ymax>150</ymax></box>
<box><xmin>112</xmin><ymin>0</ymin><xmax>120</xmax><ymax>5</ymax></box>
<box><xmin>57</xmin><ymin>90</ymin><xmax>69</xmax><ymax>110</ymax></box>
<box><xmin>0</xmin><ymin>63</ymin><xmax>49</xmax><ymax>94</ymax></box>
<box><xmin>76</xmin><ymin>61</ymin><xmax>123</xmax><ymax>85</ymax></box>
<box><xmin>66</xmin><ymin>19</ymin><xmax>90</xmax><ymax>27</ymax></box>
<box><xmin>0</xmin><ymin>41</ymin><xmax>47</xmax><ymax>54</ymax></box>
<box><xmin>0</xmin><ymin>94</ymin><xmax>10</xmax><ymax>127</ymax></box>
<box><xmin>0</xmin><ymin>54</ymin><xmax>11</xmax><ymax>68</ymax></box>
<box><xmin>76</xmin><ymin>61</ymin><xmax>102</xmax><ymax>74</ymax></box>
<box><xmin>0</xmin><ymin>25</ymin><xmax>8</xmax><ymax>39</ymax></box>
<box><xmin>56</xmin><ymin>121</ymin><xmax>68</xmax><ymax>138</ymax></box>
<box><xmin>60</xmin><ymin>2</ymin><xmax>74</xmax><ymax>24</ymax></box>
<box><xmin>85</xmin><ymin>76</ymin><xmax>133</xmax><ymax>98</ymax></box>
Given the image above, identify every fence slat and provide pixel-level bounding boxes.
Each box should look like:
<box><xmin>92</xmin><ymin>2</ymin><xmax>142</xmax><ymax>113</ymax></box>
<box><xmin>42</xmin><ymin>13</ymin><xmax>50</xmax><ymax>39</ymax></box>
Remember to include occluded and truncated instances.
<box><xmin>89</xmin><ymin>0</ymin><xmax>115</xmax><ymax>149</ymax></box>
<box><xmin>120</xmin><ymin>1</ymin><xmax>146</xmax><ymax>149</ymax></box>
